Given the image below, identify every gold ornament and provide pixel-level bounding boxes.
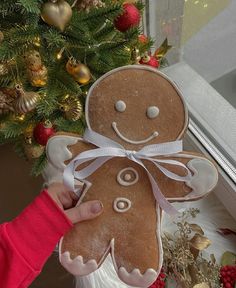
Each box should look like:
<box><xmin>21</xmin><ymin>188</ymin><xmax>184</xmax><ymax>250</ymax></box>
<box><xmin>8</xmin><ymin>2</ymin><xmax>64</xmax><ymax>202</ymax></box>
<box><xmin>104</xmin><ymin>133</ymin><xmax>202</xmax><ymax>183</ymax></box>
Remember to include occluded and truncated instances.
<box><xmin>131</xmin><ymin>47</ymin><xmax>141</xmax><ymax>64</ymax></box>
<box><xmin>76</xmin><ymin>0</ymin><xmax>105</xmax><ymax>12</ymax></box>
<box><xmin>60</xmin><ymin>94</ymin><xmax>83</xmax><ymax>121</ymax></box>
<box><xmin>24</xmin><ymin>143</ymin><xmax>44</xmax><ymax>159</ymax></box>
<box><xmin>154</xmin><ymin>38</ymin><xmax>172</xmax><ymax>60</ymax></box>
<box><xmin>24</xmin><ymin>50</ymin><xmax>48</xmax><ymax>87</ymax></box>
<box><xmin>14</xmin><ymin>84</ymin><xmax>40</xmax><ymax>114</ymax></box>
<box><xmin>0</xmin><ymin>88</ymin><xmax>18</xmax><ymax>115</ymax></box>
<box><xmin>41</xmin><ymin>0</ymin><xmax>72</xmax><ymax>31</ymax></box>
<box><xmin>0</xmin><ymin>31</ymin><xmax>4</xmax><ymax>44</ymax></box>
<box><xmin>66</xmin><ymin>58</ymin><xmax>91</xmax><ymax>84</ymax></box>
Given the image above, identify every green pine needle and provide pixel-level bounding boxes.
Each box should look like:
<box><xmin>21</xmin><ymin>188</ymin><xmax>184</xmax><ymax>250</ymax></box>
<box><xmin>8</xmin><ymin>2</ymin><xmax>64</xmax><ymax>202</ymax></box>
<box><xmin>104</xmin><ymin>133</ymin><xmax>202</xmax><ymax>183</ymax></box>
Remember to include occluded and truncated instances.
<box><xmin>31</xmin><ymin>151</ymin><xmax>47</xmax><ymax>176</ymax></box>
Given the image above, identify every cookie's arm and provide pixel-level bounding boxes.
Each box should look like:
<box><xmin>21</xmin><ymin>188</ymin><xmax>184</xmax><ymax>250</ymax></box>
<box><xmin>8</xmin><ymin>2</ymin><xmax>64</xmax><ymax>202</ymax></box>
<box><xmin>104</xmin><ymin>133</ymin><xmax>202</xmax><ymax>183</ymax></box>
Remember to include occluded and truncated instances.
<box><xmin>46</xmin><ymin>134</ymin><xmax>82</xmax><ymax>171</ymax></box>
<box><xmin>181</xmin><ymin>153</ymin><xmax>218</xmax><ymax>201</ymax></box>
<box><xmin>146</xmin><ymin>152</ymin><xmax>218</xmax><ymax>202</ymax></box>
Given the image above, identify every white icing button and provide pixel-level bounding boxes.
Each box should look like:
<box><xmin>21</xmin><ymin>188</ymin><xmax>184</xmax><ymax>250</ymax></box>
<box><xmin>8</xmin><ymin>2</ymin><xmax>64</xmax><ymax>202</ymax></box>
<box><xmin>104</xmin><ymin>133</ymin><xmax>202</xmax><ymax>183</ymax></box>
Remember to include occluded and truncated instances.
<box><xmin>124</xmin><ymin>173</ymin><xmax>132</xmax><ymax>181</ymax></box>
<box><xmin>114</xmin><ymin>198</ymin><xmax>131</xmax><ymax>213</ymax></box>
<box><xmin>115</xmin><ymin>100</ymin><xmax>126</xmax><ymax>112</ymax></box>
<box><xmin>147</xmin><ymin>106</ymin><xmax>159</xmax><ymax>119</ymax></box>
<box><xmin>117</xmin><ymin>202</ymin><xmax>125</xmax><ymax>209</ymax></box>
<box><xmin>117</xmin><ymin>167</ymin><xmax>139</xmax><ymax>186</ymax></box>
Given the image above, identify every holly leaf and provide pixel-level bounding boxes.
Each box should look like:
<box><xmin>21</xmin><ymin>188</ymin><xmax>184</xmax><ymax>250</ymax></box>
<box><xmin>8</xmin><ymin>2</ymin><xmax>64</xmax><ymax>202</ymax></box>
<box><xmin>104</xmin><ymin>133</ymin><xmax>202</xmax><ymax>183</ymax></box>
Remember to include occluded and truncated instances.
<box><xmin>221</xmin><ymin>251</ymin><xmax>236</xmax><ymax>266</ymax></box>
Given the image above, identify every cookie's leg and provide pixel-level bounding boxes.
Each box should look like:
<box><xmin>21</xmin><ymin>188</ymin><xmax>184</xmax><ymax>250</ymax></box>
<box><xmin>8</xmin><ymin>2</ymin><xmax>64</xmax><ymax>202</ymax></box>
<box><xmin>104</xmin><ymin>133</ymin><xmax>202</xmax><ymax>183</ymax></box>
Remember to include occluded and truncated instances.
<box><xmin>59</xmin><ymin>221</ymin><xmax>112</xmax><ymax>276</ymax></box>
<box><xmin>111</xmin><ymin>206</ymin><xmax>162</xmax><ymax>288</ymax></box>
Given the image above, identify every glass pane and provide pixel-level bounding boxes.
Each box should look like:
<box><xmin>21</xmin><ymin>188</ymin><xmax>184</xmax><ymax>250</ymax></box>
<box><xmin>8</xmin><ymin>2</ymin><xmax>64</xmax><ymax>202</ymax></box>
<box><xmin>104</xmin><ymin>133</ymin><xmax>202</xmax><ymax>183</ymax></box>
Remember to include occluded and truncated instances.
<box><xmin>145</xmin><ymin>0</ymin><xmax>236</xmax><ymax>181</ymax></box>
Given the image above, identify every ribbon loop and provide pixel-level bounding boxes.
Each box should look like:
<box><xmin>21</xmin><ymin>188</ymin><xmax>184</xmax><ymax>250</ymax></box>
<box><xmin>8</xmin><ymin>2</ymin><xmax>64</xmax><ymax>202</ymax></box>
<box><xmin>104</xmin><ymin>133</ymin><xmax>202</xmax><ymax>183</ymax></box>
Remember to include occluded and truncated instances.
<box><xmin>63</xmin><ymin>129</ymin><xmax>192</xmax><ymax>216</ymax></box>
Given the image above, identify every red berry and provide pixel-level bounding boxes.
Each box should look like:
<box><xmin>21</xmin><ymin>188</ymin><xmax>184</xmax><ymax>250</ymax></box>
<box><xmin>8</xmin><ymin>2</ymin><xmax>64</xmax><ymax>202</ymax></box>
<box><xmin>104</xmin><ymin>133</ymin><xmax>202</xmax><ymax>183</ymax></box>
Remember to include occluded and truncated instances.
<box><xmin>138</xmin><ymin>34</ymin><xmax>148</xmax><ymax>44</ymax></box>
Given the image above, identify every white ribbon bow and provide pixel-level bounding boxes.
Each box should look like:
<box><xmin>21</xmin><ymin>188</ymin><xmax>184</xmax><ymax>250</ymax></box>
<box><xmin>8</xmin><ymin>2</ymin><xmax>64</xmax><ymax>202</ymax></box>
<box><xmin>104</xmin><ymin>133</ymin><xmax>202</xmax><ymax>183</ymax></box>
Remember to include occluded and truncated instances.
<box><xmin>63</xmin><ymin>129</ymin><xmax>192</xmax><ymax>215</ymax></box>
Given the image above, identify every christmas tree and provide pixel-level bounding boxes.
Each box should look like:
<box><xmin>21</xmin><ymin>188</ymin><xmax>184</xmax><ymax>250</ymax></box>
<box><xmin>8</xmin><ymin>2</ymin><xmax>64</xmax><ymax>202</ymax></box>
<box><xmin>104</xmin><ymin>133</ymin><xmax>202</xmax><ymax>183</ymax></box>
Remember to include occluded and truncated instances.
<box><xmin>0</xmin><ymin>0</ymin><xmax>159</xmax><ymax>176</ymax></box>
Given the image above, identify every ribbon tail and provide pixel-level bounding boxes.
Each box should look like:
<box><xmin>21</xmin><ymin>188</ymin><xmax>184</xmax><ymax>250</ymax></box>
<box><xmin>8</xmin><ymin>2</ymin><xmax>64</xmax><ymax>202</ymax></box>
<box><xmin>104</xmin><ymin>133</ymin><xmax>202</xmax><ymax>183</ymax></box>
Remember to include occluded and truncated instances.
<box><xmin>147</xmin><ymin>172</ymin><xmax>178</xmax><ymax>215</ymax></box>
<box><xmin>130</xmin><ymin>156</ymin><xmax>178</xmax><ymax>215</ymax></box>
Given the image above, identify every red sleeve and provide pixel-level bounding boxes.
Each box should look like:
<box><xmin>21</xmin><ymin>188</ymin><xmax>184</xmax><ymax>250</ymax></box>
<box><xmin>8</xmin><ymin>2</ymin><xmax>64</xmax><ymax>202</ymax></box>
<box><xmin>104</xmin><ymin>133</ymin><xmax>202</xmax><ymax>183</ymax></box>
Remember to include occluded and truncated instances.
<box><xmin>0</xmin><ymin>190</ymin><xmax>72</xmax><ymax>288</ymax></box>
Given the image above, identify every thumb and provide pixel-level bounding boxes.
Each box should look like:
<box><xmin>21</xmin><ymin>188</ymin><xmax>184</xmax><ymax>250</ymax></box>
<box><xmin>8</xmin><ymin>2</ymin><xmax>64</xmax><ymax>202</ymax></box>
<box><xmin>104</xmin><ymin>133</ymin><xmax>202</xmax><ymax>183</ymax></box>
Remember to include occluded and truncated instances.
<box><xmin>65</xmin><ymin>200</ymin><xmax>103</xmax><ymax>224</ymax></box>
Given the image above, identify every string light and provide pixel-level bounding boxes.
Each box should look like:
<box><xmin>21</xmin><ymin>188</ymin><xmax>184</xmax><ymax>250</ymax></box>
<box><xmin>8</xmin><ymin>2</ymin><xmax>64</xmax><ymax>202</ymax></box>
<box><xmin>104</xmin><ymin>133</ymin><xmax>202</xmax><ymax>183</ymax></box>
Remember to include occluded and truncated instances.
<box><xmin>16</xmin><ymin>114</ymin><xmax>25</xmax><ymax>121</ymax></box>
<box><xmin>56</xmin><ymin>47</ymin><xmax>65</xmax><ymax>60</ymax></box>
<box><xmin>33</xmin><ymin>37</ymin><xmax>41</xmax><ymax>47</ymax></box>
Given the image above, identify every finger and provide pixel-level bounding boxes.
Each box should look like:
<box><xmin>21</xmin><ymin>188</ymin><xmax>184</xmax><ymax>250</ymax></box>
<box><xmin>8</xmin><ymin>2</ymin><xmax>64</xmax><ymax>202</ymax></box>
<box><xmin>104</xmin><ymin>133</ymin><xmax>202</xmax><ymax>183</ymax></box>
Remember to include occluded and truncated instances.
<box><xmin>58</xmin><ymin>193</ymin><xmax>74</xmax><ymax>209</ymax></box>
<box><xmin>65</xmin><ymin>200</ymin><xmax>103</xmax><ymax>224</ymax></box>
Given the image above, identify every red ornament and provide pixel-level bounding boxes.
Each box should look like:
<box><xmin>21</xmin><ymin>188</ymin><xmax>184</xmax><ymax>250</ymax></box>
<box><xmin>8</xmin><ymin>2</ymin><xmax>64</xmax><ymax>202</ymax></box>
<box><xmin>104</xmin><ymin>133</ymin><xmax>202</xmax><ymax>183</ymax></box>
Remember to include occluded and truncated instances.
<box><xmin>140</xmin><ymin>54</ymin><xmax>159</xmax><ymax>68</ymax></box>
<box><xmin>220</xmin><ymin>265</ymin><xmax>236</xmax><ymax>288</ymax></box>
<box><xmin>138</xmin><ymin>34</ymin><xmax>148</xmax><ymax>44</ymax></box>
<box><xmin>114</xmin><ymin>3</ymin><xmax>141</xmax><ymax>32</ymax></box>
<box><xmin>33</xmin><ymin>120</ymin><xmax>55</xmax><ymax>146</ymax></box>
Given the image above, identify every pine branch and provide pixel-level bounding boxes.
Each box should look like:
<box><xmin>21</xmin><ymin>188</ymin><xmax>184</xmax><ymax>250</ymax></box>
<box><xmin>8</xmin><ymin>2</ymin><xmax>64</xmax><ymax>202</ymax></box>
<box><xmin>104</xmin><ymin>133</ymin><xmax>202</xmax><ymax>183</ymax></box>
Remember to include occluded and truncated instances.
<box><xmin>31</xmin><ymin>151</ymin><xmax>47</xmax><ymax>176</ymax></box>
<box><xmin>54</xmin><ymin>117</ymin><xmax>85</xmax><ymax>134</ymax></box>
<box><xmin>1</xmin><ymin>121</ymin><xmax>25</xmax><ymax>139</ymax></box>
<box><xmin>43</xmin><ymin>29</ymin><xmax>66</xmax><ymax>48</ymax></box>
<box><xmin>93</xmin><ymin>21</ymin><xmax>116</xmax><ymax>41</ymax></box>
<box><xmin>17</xmin><ymin>0</ymin><xmax>42</xmax><ymax>15</ymax></box>
<box><xmin>78</xmin><ymin>4</ymin><xmax>122</xmax><ymax>22</ymax></box>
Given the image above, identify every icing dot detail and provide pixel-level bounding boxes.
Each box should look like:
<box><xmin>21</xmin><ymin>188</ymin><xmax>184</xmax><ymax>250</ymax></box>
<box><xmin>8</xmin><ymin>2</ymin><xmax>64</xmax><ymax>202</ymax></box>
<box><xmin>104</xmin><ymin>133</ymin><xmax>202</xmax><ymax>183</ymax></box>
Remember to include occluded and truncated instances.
<box><xmin>117</xmin><ymin>202</ymin><xmax>125</xmax><ymax>209</ymax></box>
<box><xmin>115</xmin><ymin>100</ymin><xmax>126</xmax><ymax>112</ymax></box>
<box><xmin>114</xmin><ymin>198</ymin><xmax>132</xmax><ymax>213</ymax></box>
<box><xmin>147</xmin><ymin>106</ymin><xmax>159</xmax><ymax>119</ymax></box>
<box><xmin>117</xmin><ymin>167</ymin><xmax>139</xmax><ymax>186</ymax></box>
<box><xmin>124</xmin><ymin>174</ymin><xmax>132</xmax><ymax>181</ymax></box>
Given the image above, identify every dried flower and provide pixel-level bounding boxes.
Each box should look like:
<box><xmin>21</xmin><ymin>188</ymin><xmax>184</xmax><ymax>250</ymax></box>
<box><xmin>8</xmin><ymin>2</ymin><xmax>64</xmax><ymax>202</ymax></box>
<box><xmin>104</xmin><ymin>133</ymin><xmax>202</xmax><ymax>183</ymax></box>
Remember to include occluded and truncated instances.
<box><xmin>162</xmin><ymin>208</ymin><xmax>220</xmax><ymax>288</ymax></box>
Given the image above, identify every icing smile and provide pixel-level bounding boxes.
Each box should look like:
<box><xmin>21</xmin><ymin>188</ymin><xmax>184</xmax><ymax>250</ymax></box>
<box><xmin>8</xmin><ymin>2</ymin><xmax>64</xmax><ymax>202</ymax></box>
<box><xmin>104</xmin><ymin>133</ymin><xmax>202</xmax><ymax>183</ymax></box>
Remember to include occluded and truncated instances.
<box><xmin>112</xmin><ymin>122</ymin><xmax>159</xmax><ymax>145</ymax></box>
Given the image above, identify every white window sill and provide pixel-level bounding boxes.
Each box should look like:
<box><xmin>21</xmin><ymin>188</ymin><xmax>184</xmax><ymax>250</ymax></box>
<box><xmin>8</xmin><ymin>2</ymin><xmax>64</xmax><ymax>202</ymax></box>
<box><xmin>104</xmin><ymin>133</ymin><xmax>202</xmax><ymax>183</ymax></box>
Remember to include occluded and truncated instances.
<box><xmin>163</xmin><ymin>62</ymin><xmax>236</xmax><ymax>220</ymax></box>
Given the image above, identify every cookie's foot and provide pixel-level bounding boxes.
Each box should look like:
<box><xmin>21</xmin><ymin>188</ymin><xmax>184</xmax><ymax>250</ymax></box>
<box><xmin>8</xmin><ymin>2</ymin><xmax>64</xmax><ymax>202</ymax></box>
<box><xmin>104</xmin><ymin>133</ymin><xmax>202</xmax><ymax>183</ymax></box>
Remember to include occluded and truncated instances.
<box><xmin>118</xmin><ymin>266</ymin><xmax>158</xmax><ymax>287</ymax></box>
<box><xmin>60</xmin><ymin>251</ymin><xmax>98</xmax><ymax>276</ymax></box>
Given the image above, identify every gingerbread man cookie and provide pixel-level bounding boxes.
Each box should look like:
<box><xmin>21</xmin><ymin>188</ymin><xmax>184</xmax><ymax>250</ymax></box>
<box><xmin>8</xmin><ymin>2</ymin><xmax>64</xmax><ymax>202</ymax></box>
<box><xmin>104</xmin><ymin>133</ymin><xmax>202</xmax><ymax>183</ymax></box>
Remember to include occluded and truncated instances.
<box><xmin>46</xmin><ymin>66</ymin><xmax>218</xmax><ymax>287</ymax></box>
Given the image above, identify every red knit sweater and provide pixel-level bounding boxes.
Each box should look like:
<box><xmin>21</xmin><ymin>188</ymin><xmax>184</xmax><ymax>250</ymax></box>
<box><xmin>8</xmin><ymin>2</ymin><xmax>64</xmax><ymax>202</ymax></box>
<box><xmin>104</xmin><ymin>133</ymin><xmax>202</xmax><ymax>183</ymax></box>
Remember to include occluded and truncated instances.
<box><xmin>0</xmin><ymin>190</ymin><xmax>72</xmax><ymax>288</ymax></box>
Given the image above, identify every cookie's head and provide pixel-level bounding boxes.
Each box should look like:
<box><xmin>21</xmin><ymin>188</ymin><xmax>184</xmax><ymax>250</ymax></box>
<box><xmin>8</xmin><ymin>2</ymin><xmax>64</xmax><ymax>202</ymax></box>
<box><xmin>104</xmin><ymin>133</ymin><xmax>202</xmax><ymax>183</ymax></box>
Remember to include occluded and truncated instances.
<box><xmin>86</xmin><ymin>66</ymin><xmax>188</xmax><ymax>150</ymax></box>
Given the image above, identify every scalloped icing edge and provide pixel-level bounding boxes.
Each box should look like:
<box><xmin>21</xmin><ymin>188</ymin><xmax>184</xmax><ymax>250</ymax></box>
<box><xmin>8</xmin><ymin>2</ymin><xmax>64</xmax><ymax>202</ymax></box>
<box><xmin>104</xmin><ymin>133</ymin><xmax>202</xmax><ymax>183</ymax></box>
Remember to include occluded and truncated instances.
<box><xmin>167</xmin><ymin>154</ymin><xmax>218</xmax><ymax>202</ymax></box>
<box><xmin>46</xmin><ymin>135</ymin><xmax>81</xmax><ymax>170</ymax></box>
<box><xmin>59</xmin><ymin>206</ymin><xmax>162</xmax><ymax>287</ymax></box>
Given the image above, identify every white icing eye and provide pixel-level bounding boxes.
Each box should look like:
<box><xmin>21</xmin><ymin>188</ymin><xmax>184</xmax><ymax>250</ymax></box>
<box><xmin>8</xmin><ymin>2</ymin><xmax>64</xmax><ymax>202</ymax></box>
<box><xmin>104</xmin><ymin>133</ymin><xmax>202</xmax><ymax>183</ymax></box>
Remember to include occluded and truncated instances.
<box><xmin>115</xmin><ymin>100</ymin><xmax>126</xmax><ymax>112</ymax></box>
<box><xmin>147</xmin><ymin>106</ymin><xmax>159</xmax><ymax>119</ymax></box>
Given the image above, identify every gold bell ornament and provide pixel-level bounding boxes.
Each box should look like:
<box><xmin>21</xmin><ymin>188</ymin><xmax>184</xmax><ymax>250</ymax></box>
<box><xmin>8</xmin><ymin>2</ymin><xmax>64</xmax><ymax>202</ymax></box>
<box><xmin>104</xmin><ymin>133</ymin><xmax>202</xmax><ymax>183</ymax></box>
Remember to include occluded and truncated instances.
<box><xmin>24</xmin><ymin>140</ymin><xmax>45</xmax><ymax>159</ymax></box>
<box><xmin>60</xmin><ymin>94</ymin><xmax>83</xmax><ymax>121</ymax></box>
<box><xmin>41</xmin><ymin>0</ymin><xmax>72</xmax><ymax>31</ymax></box>
<box><xmin>66</xmin><ymin>58</ymin><xmax>91</xmax><ymax>84</ymax></box>
<box><xmin>24</xmin><ymin>50</ymin><xmax>48</xmax><ymax>87</ymax></box>
<box><xmin>14</xmin><ymin>84</ymin><xmax>40</xmax><ymax>114</ymax></box>
<box><xmin>23</xmin><ymin>125</ymin><xmax>44</xmax><ymax>159</ymax></box>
